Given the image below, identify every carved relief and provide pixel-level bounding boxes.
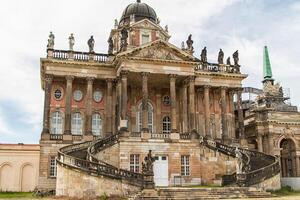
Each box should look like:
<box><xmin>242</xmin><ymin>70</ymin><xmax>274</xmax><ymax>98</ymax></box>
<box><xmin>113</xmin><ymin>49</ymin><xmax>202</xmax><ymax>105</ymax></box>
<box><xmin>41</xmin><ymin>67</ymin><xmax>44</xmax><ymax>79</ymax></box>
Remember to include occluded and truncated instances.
<box><xmin>132</xmin><ymin>45</ymin><xmax>183</xmax><ymax>61</ymax></box>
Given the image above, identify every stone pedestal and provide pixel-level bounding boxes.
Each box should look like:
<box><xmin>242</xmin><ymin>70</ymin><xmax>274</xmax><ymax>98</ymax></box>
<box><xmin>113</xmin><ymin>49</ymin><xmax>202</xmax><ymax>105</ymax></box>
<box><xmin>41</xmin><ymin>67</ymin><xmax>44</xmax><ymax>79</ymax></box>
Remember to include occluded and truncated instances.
<box><xmin>240</xmin><ymin>138</ymin><xmax>248</xmax><ymax>149</ymax></box>
<box><xmin>83</xmin><ymin>135</ymin><xmax>94</xmax><ymax>141</ymax></box>
<box><xmin>170</xmin><ymin>132</ymin><xmax>180</xmax><ymax>140</ymax></box>
<box><xmin>63</xmin><ymin>134</ymin><xmax>73</xmax><ymax>143</ymax></box>
<box><xmin>142</xmin><ymin>132</ymin><xmax>151</xmax><ymax>140</ymax></box>
<box><xmin>41</xmin><ymin>133</ymin><xmax>50</xmax><ymax>140</ymax></box>
<box><xmin>141</xmin><ymin>189</ymin><xmax>159</xmax><ymax>199</ymax></box>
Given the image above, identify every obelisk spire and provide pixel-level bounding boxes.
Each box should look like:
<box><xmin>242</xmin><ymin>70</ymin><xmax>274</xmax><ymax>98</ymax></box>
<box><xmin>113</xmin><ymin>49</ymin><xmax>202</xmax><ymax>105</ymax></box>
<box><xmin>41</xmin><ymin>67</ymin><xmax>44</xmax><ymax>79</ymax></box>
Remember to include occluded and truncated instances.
<box><xmin>263</xmin><ymin>46</ymin><xmax>274</xmax><ymax>84</ymax></box>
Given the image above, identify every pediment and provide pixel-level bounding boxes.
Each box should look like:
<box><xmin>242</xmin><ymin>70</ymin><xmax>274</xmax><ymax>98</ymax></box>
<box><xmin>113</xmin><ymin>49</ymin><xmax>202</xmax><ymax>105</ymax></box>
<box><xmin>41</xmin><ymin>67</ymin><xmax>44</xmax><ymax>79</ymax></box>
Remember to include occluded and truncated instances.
<box><xmin>118</xmin><ymin>40</ymin><xmax>198</xmax><ymax>62</ymax></box>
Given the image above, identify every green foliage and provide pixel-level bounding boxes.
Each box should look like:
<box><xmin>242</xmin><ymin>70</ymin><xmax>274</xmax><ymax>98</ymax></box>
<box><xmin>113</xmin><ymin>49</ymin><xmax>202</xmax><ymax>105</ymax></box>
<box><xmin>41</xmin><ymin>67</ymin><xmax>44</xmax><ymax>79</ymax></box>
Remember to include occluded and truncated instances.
<box><xmin>0</xmin><ymin>192</ymin><xmax>34</xmax><ymax>198</ymax></box>
<box><xmin>272</xmin><ymin>186</ymin><xmax>300</xmax><ymax>196</ymax></box>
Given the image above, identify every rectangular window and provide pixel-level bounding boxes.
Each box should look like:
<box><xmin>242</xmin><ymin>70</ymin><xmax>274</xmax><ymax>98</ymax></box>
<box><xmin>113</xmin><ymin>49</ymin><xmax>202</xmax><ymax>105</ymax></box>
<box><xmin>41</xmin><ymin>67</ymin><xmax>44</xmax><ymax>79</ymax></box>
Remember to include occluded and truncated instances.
<box><xmin>181</xmin><ymin>155</ymin><xmax>190</xmax><ymax>176</ymax></box>
<box><xmin>130</xmin><ymin>154</ymin><xmax>140</xmax><ymax>173</ymax></box>
<box><xmin>142</xmin><ymin>34</ymin><xmax>150</xmax><ymax>45</ymax></box>
<box><xmin>49</xmin><ymin>156</ymin><xmax>57</xmax><ymax>177</ymax></box>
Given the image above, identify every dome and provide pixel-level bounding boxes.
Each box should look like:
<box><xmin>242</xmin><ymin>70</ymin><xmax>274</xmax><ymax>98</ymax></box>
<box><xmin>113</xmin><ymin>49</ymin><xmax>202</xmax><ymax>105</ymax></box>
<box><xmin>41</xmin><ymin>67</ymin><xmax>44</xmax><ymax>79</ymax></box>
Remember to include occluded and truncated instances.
<box><xmin>120</xmin><ymin>0</ymin><xmax>157</xmax><ymax>26</ymax></box>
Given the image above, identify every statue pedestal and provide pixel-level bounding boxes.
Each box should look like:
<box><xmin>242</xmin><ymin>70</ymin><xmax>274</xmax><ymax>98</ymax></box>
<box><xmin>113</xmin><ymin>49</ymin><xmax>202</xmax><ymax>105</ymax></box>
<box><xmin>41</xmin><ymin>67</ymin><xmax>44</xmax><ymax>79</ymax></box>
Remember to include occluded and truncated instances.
<box><xmin>170</xmin><ymin>132</ymin><xmax>180</xmax><ymax>140</ymax></box>
<box><xmin>141</xmin><ymin>189</ymin><xmax>159</xmax><ymax>200</ymax></box>
<box><xmin>240</xmin><ymin>139</ymin><xmax>248</xmax><ymax>149</ymax></box>
<box><xmin>142</xmin><ymin>132</ymin><xmax>151</xmax><ymax>140</ymax></box>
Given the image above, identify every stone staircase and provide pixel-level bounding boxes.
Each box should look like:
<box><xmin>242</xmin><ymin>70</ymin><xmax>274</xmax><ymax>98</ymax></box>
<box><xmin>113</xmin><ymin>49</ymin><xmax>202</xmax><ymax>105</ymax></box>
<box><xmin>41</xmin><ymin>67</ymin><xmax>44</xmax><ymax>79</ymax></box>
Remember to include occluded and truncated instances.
<box><xmin>154</xmin><ymin>187</ymin><xmax>272</xmax><ymax>200</ymax></box>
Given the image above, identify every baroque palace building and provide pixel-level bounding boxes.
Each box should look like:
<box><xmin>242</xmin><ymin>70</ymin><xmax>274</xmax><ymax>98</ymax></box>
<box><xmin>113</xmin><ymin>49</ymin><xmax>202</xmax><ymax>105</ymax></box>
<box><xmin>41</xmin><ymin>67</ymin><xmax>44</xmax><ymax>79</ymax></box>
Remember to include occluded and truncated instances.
<box><xmin>36</xmin><ymin>0</ymin><xmax>287</xmax><ymax>198</ymax></box>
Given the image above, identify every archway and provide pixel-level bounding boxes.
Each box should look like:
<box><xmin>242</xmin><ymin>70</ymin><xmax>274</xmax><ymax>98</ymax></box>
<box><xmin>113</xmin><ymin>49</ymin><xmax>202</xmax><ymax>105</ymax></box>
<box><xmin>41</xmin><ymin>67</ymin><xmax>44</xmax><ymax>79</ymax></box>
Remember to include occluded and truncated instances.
<box><xmin>280</xmin><ymin>139</ymin><xmax>297</xmax><ymax>177</ymax></box>
<box><xmin>0</xmin><ymin>163</ymin><xmax>14</xmax><ymax>191</ymax></box>
<box><xmin>21</xmin><ymin>164</ymin><xmax>35</xmax><ymax>192</ymax></box>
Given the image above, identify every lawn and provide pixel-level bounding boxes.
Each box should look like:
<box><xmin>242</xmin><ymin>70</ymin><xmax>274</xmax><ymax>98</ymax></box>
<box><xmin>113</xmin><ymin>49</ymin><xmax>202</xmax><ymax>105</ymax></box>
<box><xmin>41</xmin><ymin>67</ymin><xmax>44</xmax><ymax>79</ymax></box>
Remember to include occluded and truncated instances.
<box><xmin>0</xmin><ymin>192</ymin><xmax>35</xmax><ymax>199</ymax></box>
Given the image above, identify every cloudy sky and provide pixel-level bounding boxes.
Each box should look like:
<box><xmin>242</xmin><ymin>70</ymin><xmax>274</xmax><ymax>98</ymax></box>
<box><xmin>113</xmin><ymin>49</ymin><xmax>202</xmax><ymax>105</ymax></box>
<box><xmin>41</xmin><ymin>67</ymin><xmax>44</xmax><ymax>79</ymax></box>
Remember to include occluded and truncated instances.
<box><xmin>0</xmin><ymin>0</ymin><xmax>299</xmax><ymax>144</ymax></box>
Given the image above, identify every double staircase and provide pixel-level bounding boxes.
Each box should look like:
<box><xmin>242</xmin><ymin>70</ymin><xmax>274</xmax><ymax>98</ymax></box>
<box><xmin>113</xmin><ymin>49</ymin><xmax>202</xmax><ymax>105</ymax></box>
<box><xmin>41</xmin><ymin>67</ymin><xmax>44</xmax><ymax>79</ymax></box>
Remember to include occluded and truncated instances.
<box><xmin>57</xmin><ymin>132</ymin><xmax>280</xmax><ymax>199</ymax></box>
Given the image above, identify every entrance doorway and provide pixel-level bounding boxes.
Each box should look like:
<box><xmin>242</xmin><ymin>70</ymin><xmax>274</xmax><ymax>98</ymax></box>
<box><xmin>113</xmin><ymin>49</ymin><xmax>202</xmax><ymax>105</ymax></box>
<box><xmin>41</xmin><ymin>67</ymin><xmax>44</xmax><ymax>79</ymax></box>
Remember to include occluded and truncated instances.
<box><xmin>153</xmin><ymin>155</ymin><xmax>169</xmax><ymax>187</ymax></box>
<box><xmin>280</xmin><ymin>139</ymin><xmax>297</xmax><ymax>177</ymax></box>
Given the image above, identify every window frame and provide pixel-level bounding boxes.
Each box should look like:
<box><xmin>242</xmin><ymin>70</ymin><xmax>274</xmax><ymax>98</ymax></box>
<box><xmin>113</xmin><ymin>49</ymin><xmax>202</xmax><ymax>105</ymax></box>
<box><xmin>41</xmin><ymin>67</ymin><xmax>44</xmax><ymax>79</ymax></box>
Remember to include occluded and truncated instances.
<box><xmin>181</xmin><ymin>155</ymin><xmax>190</xmax><ymax>176</ymax></box>
<box><xmin>162</xmin><ymin>116</ymin><xmax>171</xmax><ymax>134</ymax></box>
<box><xmin>137</xmin><ymin>102</ymin><xmax>154</xmax><ymax>133</ymax></box>
<box><xmin>71</xmin><ymin>112</ymin><xmax>83</xmax><ymax>135</ymax></box>
<box><xmin>49</xmin><ymin>156</ymin><xmax>57</xmax><ymax>178</ymax></box>
<box><xmin>130</xmin><ymin>154</ymin><xmax>140</xmax><ymax>173</ymax></box>
<box><xmin>93</xmin><ymin>90</ymin><xmax>103</xmax><ymax>103</ymax></box>
<box><xmin>92</xmin><ymin>113</ymin><xmax>102</xmax><ymax>136</ymax></box>
<box><xmin>50</xmin><ymin>111</ymin><xmax>63</xmax><ymax>135</ymax></box>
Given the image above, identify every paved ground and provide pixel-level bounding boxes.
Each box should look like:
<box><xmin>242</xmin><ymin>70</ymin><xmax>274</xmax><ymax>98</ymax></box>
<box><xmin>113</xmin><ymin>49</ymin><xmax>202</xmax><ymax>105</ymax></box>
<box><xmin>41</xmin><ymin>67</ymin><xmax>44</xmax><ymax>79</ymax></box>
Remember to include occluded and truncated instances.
<box><xmin>2</xmin><ymin>196</ymin><xmax>300</xmax><ymax>200</ymax></box>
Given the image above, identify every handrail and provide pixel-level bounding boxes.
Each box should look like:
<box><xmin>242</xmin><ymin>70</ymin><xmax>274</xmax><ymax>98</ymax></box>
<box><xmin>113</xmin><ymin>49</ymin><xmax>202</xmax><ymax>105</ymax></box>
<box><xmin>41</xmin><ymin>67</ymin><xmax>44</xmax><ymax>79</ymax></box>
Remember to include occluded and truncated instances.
<box><xmin>50</xmin><ymin>49</ymin><xmax>109</xmax><ymax>63</ymax></box>
<box><xmin>58</xmin><ymin>132</ymin><xmax>145</xmax><ymax>187</ymax></box>
<box><xmin>198</xmin><ymin>135</ymin><xmax>280</xmax><ymax>186</ymax></box>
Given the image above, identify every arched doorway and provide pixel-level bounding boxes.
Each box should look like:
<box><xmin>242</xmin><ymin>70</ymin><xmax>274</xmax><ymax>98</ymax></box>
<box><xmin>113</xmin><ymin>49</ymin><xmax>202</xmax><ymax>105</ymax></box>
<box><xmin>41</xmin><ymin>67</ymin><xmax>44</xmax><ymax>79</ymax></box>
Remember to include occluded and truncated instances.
<box><xmin>21</xmin><ymin>164</ymin><xmax>35</xmax><ymax>192</ymax></box>
<box><xmin>280</xmin><ymin>139</ymin><xmax>297</xmax><ymax>177</ymax></box>
<box><xmin>0</xmin><ymin>163</ymin><xmax>14</xmax><ymax>191</ymax></box>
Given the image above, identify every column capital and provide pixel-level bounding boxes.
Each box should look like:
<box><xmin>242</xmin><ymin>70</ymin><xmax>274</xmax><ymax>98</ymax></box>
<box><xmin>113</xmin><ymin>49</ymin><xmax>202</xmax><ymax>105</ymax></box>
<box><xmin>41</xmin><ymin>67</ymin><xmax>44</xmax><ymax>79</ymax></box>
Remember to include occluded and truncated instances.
<box><xmin>188</xmin><ymin>75</ymin><xmax>196</xmax><ymax>82</ymax></box>
<box><xmin>66</xmin><ymin>75</ymin><xmax>74</xmax><ymax>82</ymax></box>
<box><xmin>120</xmin><ymin>70</ymin><xmax>129</xmax><ymax>77</ymax></box>
<box><xmin>220</xmin><ymin>86</ymin><xmax>228</xmax><ymax>90</ymax></box>
<box><xmin>106</xmin><ymin>78</ymin><xmax>115</xmax><ymax>83</ymax></box>
<box><xmin>141</xmin><ymin>72</ymin><xmax>150</xmax><ymax>77</ymax></box>
<box><xmin>86</xmin><ymin>77</ymin><xmax>95</xmax><ymax>84</ymax></box>
<box><xmin>169</xmin><ymin>74</ymin><xmax>178</xmax><ymax>80</ymax></box>
<box><xmin>203</xmin><ymin>85</ymin><xmax>211</xmax><ymax>89</ymax></box>
<box><xmin>44</xmin><ymin>74</ymin><xmax>53</xmax><ymax>83</ymax></box>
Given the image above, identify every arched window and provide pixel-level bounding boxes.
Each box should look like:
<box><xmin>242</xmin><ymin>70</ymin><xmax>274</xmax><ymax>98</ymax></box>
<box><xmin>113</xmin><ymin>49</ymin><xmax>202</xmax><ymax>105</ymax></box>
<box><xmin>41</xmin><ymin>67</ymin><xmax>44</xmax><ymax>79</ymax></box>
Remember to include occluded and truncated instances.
<box><xmin>162</xmin><ymin>116</ymin><xmax>171</xmax><ymax>134</ymax></box>
<box><xmin>50</xmin><ymin>111</ymin><xmax>63</xmax><ymax>134</ymax></box>
<box><xmin>71</xmin><ymin>112</ymin><xmax>82</xmax><ymax>135</ymax></box>
<box><xmin>92</xmin><ymin>113</ymin><xmax>102</xmax><ymax>136</ymax></box>
<box><xmin>137</xmin><ymin>102</ymin><xmax>154</xmax><ymax>133</ymax></box>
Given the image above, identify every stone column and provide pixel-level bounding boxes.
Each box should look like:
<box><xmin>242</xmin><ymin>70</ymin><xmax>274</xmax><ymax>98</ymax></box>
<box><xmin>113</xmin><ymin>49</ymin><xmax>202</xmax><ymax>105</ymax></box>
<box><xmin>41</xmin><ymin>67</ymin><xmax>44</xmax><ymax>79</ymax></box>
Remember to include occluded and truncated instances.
<box><xmin>85</xmin><ymin>77</ymin><xmax>94</xmax><ymax>135</ymax></box>
<box><xmin>268</xmin><ymin>133</ymin><xmax>274</xmax><ymax>155</ymax></box>
<box><xmin>64</xmin><ymin>75</ymin><xmax>74</xmax><ymax>135</ymax></box>
<box><xmin>189</xmin><ymin>76</ymin><xmax>196</xmax><ymax>132</ymax></box>
<box><xmin>182</xmin><ymin>82</ymin><xmax>188</xmax><ymax>133</ymax></box>
<box><xmin>204</xmin><ymin>85</ymin><xmax>211</xmax><ymax>138</ymax></box>
<box><xmin>228</xmin><ymin>90</ymin><xmax>236</xmax><ymax>139</ymax></box>
<box><xmin>237</xmin><ymin>88</ymin><xmax>245</xmax><ymax>139</ymax></box>
<box><xmin>106</xmin><ymin>79</ymin><xmax>113</xmax><ymax>135</ymax></box>
<box><xmin>155</xmin><ymin>89</ymin><xmax>162</xmax><ymax>134</ymax></box>
<box><xmin>221</xmin><ymin>87</ymin><xmax>228</xmax><ymax>141</ymax></box>
<box><xmin>257</xmin><ymin>134</ymin><xmax>263</xmax><ymax>152</ymax></box>
<box><xmin>121</xmin><ymin>71</ymin><xmax>128</xmax><ymax>120</ymax></box>
<box><xmin>169</xmin><ymin>74</ymin><xmax>177</xmax><ymax>132</ymax></box>
<box><xmin>296</xmin><ymin>157</ymin><xmax>300</xmax><ymax>177</ymax></box>
<box><xmin>141</xmin><ymin>72</ymin><xmax>149</xmax><ymax>132</ymax></box>
<box><xmin>42</xmin><ymin>74</ymin><xmax>53</xmax><ymax>134</ymax></box>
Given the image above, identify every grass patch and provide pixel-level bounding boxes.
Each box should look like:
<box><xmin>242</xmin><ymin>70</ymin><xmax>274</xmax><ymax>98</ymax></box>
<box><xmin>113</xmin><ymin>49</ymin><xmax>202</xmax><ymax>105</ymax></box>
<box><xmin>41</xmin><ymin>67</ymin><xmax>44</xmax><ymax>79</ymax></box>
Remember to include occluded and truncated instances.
<box><xmin>271</xmin><ymin>186</ymin><xmax>300</xmax><ymax>196</ymax></box>
<box><xmin>0</xmin><ymin>192</ymin><xmax>34</xmax><ymax>198</ymax></box>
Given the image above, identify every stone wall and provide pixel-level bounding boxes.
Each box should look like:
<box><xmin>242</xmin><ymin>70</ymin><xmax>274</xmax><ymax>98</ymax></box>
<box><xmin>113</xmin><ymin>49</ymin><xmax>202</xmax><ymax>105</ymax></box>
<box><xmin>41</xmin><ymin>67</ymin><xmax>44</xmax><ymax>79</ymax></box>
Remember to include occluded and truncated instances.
<box><xmin>56</xmin><ymin>164</ymin><xmax>141</xmax><ymax>199</ymax></box>
<box><xmin>95</xmin><ymin>143</ymin><xmax>120</xmax><ymax>166</ymax></box>
<box><xmin>252</xmin><ymin>173</ymin><xmax>281</xmax><ymax>191</ymax></box>
<box><xmin>282</xmin><ymin>177</ymin><xmax>300</xmax><ymax>190</ymax></box>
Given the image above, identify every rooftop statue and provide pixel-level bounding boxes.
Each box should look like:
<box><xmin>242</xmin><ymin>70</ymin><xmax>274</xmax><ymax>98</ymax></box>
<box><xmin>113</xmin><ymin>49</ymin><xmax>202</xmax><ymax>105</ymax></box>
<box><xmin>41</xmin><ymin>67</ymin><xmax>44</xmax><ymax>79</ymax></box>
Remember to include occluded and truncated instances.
<box><xmin>87</xmin><ymin>36</ymin><xmax>95</xmax><ymax>53</ymax></box>
<box><xmin>226</xmin><ymin>57</ymin><xmax>231</xmax><ymax>65</ymax></box>
<box><xmin>218</xmin><ymin>49</ymin><xmax>224</xmax><ymax>64</ymax></box>
<box><xmin>235</xmin><ymin>147</ymin><xmax>244</xmax><ymax>174</ymax></box>
<box><xmin>181</xmin><ymin>41</ymin><xmax>185</xmax><ymax>50</ymax></box>
<box><xmin>200</xmin><ymin>47</ymin><xmax>207</xmax><ymax>62</ymax></box>
<box><xmin>165</xmin><ymin>25</ymin><xmax>169</xmax><ymax>33</ymax></box>
<box><xmin>186</xmin><ymin>34</ymin><xmax>194</xmax><ymax>52</ymax></box>
<box><xmin>108</xmin><ymin>37</ymin><xmax>114</xmax><ymax>55</ymax></box>
<box><xmin>68</xmin><ymin>33</ymin><xmax>75</xmax><ymax>51</ymax></box>
<box><xmin>114</xmin><ymin>19</ymin><xmax>118</xmax><ymax>29</ymax></box>
<box><xmin>233</xmin><ymin>50</ymin><xmax>239</xmax><ymax>66</ymax></box>
<box><xmin>47</xmin><ymin>31</ymin><xmax>55</xmax><ymax>50</ymax></box>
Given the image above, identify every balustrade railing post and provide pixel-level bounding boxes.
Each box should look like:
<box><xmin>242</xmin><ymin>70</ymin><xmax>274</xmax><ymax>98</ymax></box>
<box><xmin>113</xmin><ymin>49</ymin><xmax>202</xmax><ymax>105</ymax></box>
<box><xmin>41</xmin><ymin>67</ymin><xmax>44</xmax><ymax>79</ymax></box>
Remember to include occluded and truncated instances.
<box><xmin>47</xmin><ymin>49</ymin><xmax>54</xmax><ymax>58</ymax></box>
<box><xmin>89</xmin><ymin>52</ymin><xmax>95</xmax><ymax>62</ymax></box>
<box><xmin>68</xmin><ymin>50</ymin><xmax>74</xmax><ymax>60</ymax></box>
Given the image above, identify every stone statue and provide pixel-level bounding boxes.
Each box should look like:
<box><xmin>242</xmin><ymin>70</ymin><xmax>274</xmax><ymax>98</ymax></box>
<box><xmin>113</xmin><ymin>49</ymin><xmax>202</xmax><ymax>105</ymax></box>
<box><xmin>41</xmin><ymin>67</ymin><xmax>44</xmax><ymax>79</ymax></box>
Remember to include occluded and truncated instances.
<box><xmin>181</xmin><ymin>41</ymin><xmax>185</xmax><ymax>50</ymax></box>
<box><xmin>233</xmin><ymin>50</ymin><xmax>239</xmax><ymax>66</ymax></box>
<box><xmin>226</xmin><ymin>57</ymin><xmax>231</xmax><ymax>65</ymax></box>
<box><xmin>186</xmin><ymin>34</ymin><xmax>194</xmax><ymax>52</ymax></box>
<box><xmin>142</xmin><ymin>150</ymin><xmax>155</xmax><ymax>175</ymax></box>
<box><xmin>218</xmin><ymin>49</ymin><xmax>224</xmax><ymax>64</ymax></box>
<box><xmin>130</xmin><ymin>14</ymin><xmax>135</xmax><ymax>23</ymax></box>
<box><xmin>68</xmin><ymin>33</ymin><xmax>75</xmax><ymax>51</ymax></box>
<box><xmin>235</xmin><ymin>147</ymin><xmax>244</xmax><ymax>174</ymax></box>
<box><xmin>157</xmin><ymin>17</ymin><xmax>161</xmax><ymax>24</ymax></box>
<box><xmin>200</xmin><ymin>47</ymin><xmax>207</xmax><ymax>62</ymax></box>
<box><xmin>87</xmin><ymin>36</ymin><xmax>95</xmax><ymax>53</ymax></box>
<box><xmin>114</xmin><ymin>19</ymin><xmax>118</xmax><ymax>28</ymax></box>
<box><xmin>120</xmin><ymin>28</ymin><xmax>128</xmax><ymax>51</ymax></box>
<box><xmin>165</xmin><ymin>25</ymin><xmax>169</xmax><ymax>32</ymax></box>
<box><xmin>47</xmin><ymin>31</ymin><xmax>55</xmax><ymax>49</ymax></box>
<box><xmin>108</xmin><ymin>37</ymin><xmax>114</xmax><ymax>54</ymax></box>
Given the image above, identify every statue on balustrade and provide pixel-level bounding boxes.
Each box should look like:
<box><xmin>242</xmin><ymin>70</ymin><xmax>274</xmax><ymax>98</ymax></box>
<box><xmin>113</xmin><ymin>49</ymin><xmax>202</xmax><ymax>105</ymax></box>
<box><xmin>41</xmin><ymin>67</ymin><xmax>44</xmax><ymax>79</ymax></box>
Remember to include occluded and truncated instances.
<box><xmin>47</xmin><ymin>31</ymin><xmax>55</xmax><ymax>50</ymax></box>
<box><xmin>226</xmin><ymin>57</ymin><xmax>231</xmax><ymax>65</ymax></box>
<box><xmin>218</xmin><ymin>49</ymin><xmax>224</xmax><ymax>64</ymax></box>
<box><xmin>200</xmin><ymin>47</ymin><xmax>207</xmax><ymax>63</ymax></box>
<box><xmin>114</xmin><ymin>19</ymin><xmax>119</xmax><ymax>29</ymax></box>
<box><xmin>186</xmin><ymin>34</ymin><xmax>194</xmax><ymax>52</ymax></box>
<box><xmin>142</xmin><ymin>150</ymin><xmax>155</xmax><ymax>175</ymax></box>
<box><xmin>181</xmin><ymin>41</ymin><xmax>185</xmax><ymax>50</ymax></box>
<box><xmin>120</xmin><ymin>28</ymin><xmax>128</xmax><ymax>51</ymax></box>
<box><xmin>165</xmin><ymin>25</ymin><xmax>169</xmax><ymax>33</ymax></box>
<box><xmin>235</xmin><ymin>147</ymin><xmax>244</xmax><ymax>174</ymax></box>
<box><xmin>233</xmin><ymin>50</ymin><xmax>239</xmax><ymax>66</ymax></box>
<box><xmin>87</xmin><ymin>36</ymin><xmax>95</xmax><ymax>53</ymax></box>
<box><xmin>108</xmin><ymin>37</ymin><xmax>114</xmax><ymax>55</ymax></box>
<box><xmin>68</xmin><ymin>33</ymin><xmax>75</xmax><ymax>51</ymax></box>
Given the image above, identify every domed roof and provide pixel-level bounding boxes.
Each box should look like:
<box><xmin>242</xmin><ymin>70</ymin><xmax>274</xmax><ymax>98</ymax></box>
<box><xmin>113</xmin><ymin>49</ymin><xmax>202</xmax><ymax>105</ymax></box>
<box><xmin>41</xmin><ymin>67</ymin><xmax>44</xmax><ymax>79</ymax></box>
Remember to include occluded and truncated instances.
<box><xmin>120</xmin><ymin>0</ymin><xmax>157</xmax><ymax>26</ymax></box>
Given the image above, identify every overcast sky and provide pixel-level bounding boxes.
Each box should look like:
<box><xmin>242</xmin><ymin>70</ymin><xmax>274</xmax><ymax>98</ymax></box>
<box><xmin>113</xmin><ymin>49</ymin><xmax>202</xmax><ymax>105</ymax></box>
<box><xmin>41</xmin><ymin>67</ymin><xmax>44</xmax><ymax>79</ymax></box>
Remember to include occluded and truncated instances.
<box><xmin>0</xmin><ymin>0</ymin><xmax>299</xmax><ymax>144</ymax></box>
